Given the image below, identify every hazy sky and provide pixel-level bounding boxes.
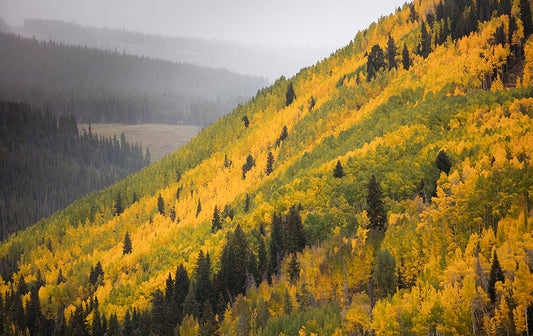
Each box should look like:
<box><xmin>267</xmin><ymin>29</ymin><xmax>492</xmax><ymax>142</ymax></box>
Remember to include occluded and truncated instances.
<box><xmin>1</xmin><ymin>0</ymin><xmax>407</xmax><ymax>49</ymax></box>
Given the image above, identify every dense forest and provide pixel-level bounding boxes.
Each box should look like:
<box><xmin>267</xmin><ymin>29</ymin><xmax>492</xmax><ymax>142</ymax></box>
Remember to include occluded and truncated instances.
<box><xmin>1</xmin><ymin>0</ymin><xmax>533</xmax><ymax>335</ymax></box>
<box><xmin>0</xmin><ymin>19</ymin><xmax>328</xmax><ymax>80</ymax></box>
<box><xmin>0</xmin><ymin>101</ymin><xmax>149</xmax><ymax>239</ymax></box>
<box><xmin>0</xmin><ymin>32</ymin><xmax>267</xmax><ymax>126</ymax></box>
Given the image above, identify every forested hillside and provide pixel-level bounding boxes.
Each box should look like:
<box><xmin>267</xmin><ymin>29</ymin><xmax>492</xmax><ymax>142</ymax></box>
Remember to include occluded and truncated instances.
<box><xmin>4</xmin><ymin>19</ymin><xmax>328</xmax><ymax>80</ymax></box>
<box><xmin>0</xmin><ymin>101</ymin><xmax>149</xmax><ymax>239</ymax></box>
<box><xmin>1</xmin><ymin>0</ymin><xmax>533</xmax><ymax>335</ymax></box>
<box><xmin>0</xmin><ymin>33</ymin><xmax>267</xmax><ymax>126</ymax></box>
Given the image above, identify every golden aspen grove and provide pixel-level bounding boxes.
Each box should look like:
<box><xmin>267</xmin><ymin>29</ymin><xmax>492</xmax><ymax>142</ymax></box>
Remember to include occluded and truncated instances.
<box><xmin>2</xmin><ymin>0</ymin><xmax>533</xmax><ymax>334</ymax></box>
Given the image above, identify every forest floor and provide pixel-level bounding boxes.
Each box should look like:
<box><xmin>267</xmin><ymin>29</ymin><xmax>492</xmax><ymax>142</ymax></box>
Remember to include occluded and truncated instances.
<box><xmin>79</xmin><ymin>123</ymin><xmax>201</xmax><ymax>163</ymax></box>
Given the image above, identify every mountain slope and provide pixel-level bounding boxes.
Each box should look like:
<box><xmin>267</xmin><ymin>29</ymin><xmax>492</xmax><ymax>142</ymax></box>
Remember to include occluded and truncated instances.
<box><xmin>0</xmin><ymin>32</ymin><xmax>267</xmax><ymax>126</ymax></box>
<box><xmin>1</xmin><ymin>0</ymin><xmax>533</xmax><ymax>334</ymax></box>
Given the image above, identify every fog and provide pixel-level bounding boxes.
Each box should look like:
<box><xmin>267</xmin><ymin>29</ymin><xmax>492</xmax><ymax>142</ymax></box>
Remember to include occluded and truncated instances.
<box><xmin>2</xmin><ymin>0</ymin><xmax>407</xmax><ymax>49</ymax></box>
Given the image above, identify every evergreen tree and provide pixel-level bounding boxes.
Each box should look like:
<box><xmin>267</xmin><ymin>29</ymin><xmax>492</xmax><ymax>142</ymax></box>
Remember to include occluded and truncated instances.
<box><xmin>242</xmin><ymin>115</ymin><xmax>250</xmax><ymax>128</ymax></box>
<box><xmin>123</xmin><ymin>232</ymin><xmax>132</xmax><ymax>255</ymax></box>
<box><xmin>89</xmin><ymin>261</ymin><xmax>104</xmax><ymax>286</ymax></box>
<box><xmin>258</xmin><ymin>236</ymin><xmax>268</xmax><ymax>281</ymax></box>
<box><xmin>269</xmin><ymin>213</ymin><xmax>284</xmax><ymax>277</ymax></box>
<box><xmin>174</xmin><ymin>263</ymin><xmax>190</xmax><ymax>322</ymax></box>
<box><xmin>91</xmin><ymin>297</ymin><xmax>103</xmax><ymax>336</ymax></box>
<box><xmin>244</xmin><ymin>194</ymin><xmax>251</xmax><ymax>213</ymax></box>
<box><xmin>56</xmin><ymin>268</ymin><xmax>66</xmax><ymax>285</ymax></box>
<box><xmin>367</xmin><ymin>175</ymin><xmax>386</xmax><ymax>230</ymax></box>
<box><xmin>420</xmin><ymin>21</ymin><xmax>432</xmax><ymax>58</ymax></box>
<box><xmin>182</xmin><ymin>288</ymin><xmax>199</xmax><ymax>318</ymax></box>
<box><xmin>498</xmin><ymin>0</ymin><xmax>512</xmax><ymax>16</ymax></box>
<box><xmin>287</xmin><ymin>253</ymin><xmax>300</xmax><ymax>283</ymax></box>
<box><xmin>165</xmin><ymin>272</ymin><xmax>174</xmax><ymax>302</ymax></box>
<box><xmin>211</xmin><ymin>205</ymin><xmax>222</xmax><ymax>232</ymax></box>
<box><xmin>488</xmin><ymin>250</ymin><xmax>505</xmax><ymax>303</ymax></box>
<box><xmin>216</xmin><ymin>225</ymin><xmax>249</xmax><ymax>301</ymax></box>
<box><xmin>333</xmin><ymin>160</ymin><xmax>345</xmax><ymax>178</ymax></box>
<box><xmin>194</xmin><ymin>251</ymin><xmax>213</xmax><ymax>309</ymax></box>
<box><xmin>123</xmin><ymin>310</ymin><xmax>134</xmax><ymax>336</ymax></box>
<box><xmin>367</xmin><ymin>44</ymin><xmax>385</xmax><ymax>81</ymax></box>
<box><xmin>107</xmin><ymin>313</ymin><xmax>120</xmax><ymax>336</ymax></box>
<box><xmin>114</xmin><ymin>192</ymin><xmax>123</xmax><ymax>216</ymax></box>
<box><xmin>266</xmin><ymin>151</ymin><xmax>275</xmax><ymax>176</ymax></box>
<box><xmin>157</xmin><ymin>193</ymin><xmax>165</xmax><ymax>215</ymax></box>
<box><xmin>520</xmin><ymin>0</ymin><xmax>533</xmax><ymax>37</ymax></box>
<box><xmin>199</xmin><ymin>300</ymin><xmax>216</xmax><ymax>336</ymax></box>
<box><xmin>196</xmin><ymin>198</ymin><xmax>202</xmax><ymax>217</ymax></box>
<box><xmin>386</xmin><ymin>36</ymin><xmax>397</xmax><ymax>70</ymax></box>
<box><xmin>373</xmin><ymin>248</ymin><xmax>397</xmax><ymax>298</ymax></box>
<box><xmin>284</xmin><ymin>206</ymin><xmax>306</xmax><ymax>255</ymax></box>
<box><xmin>402</xmin><ymin>43</ymin><xmax>410</xmax><ymax>70</ymax></box>
<box><xmin>13</xmin><ymin>290</ymin><xmax>25</xmax><ymax>333</ymax></box>
<box><xmin>69</xmin><ymin>304</ymin><xmax>89</xmax><ymax>336</ymax></box>
<box><xmin>26</xmin><ymin>285</ymin><xmax>41</xmax><ymax>336</ymax></box>
<box><xmin>285</xmin><ymin>82</ymin><xmax>296</xmax><ymax>106</ymax></box>
<box><xmin>242</xmin><ymin>154</ymin><xmax>256</xmax><ymax>179</ymax></box>
<box><xmin>436</xmin><ymin>150</ymin><xmax>452</xmax><ymax>174</ymax></box>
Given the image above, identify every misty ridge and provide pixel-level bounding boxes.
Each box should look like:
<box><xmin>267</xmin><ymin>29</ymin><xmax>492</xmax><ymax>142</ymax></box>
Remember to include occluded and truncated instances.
<box><xmin>0</xmin><ymin>30</ymin><xmax>268</xmax><ymax>126</ymax></box>
<box><xmin>2</xmin><ymin>18</ymin><xmax>331</xmax><ymax>80</ymax></box>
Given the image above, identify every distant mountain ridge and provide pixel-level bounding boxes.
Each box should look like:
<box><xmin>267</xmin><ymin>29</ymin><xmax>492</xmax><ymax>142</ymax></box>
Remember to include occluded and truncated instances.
<box><xmin>4</xmin><ymin>19</ymin><xmax>331</xmax><ymax>80</ymax></box>
<box><xmin>0</xmin><ymin>32</ymin><xmax>267</xmax><ymax>126</ymax></box>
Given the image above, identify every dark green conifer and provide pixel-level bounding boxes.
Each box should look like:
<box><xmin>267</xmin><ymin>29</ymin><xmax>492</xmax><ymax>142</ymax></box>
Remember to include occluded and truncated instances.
<box><xmin>386</xmin><ymin>36</ymin><xmax>397</xmax><ymax>70</ymax></box>
<box><xmin>333</xmin><ymin>160</ymin><xmax>345</xmax><ymax>178</ymax></box>
<box><xmin>269</xmin><ymin>213</ymin><xmax>284</xmax><ymax>277</ymax></box>
<box><xmin>26</xmin><ymin>285</ymin><xmax>42</xmax><ymax>336</ymax></box>
<box><xmin>258</xmin><ymin>236</ymin><xmax>268</xmax><ymax>281</ymax></box>
<box><xmin>165</xmin><ymin>272</ymin><xmax>174</xmax><ymax>302</ymax></box>
<box><xmin>211</xmin><ymin>206</ymin><xmax>222</xmax><ymax>232</ymax></box>
<box><xmin>367</xmin><ymin>44</ymin><xmax>385</xmax><ymax>81</ymax></box>
<box><xmin>285</xmin><ymin>82</ymin><xmax>296</xmax><ymax>106</ymax></box>
<box><xmin>367</xmin><ymin>175</ymin><xmax>386</xmax><ymax>230</ymax></box>
<box><xmin>157</xmin><ymin>193</ymin><xmax>165</xmax><ymax>215</ymax></box>
<box><xmin>123</xmin><ymin>232</ymin><xmax>132</xmax><ymax>255</ymax></box>
<box><xmin>420</xmin><ymin>21</ymin><xmax>431</xmax><ymax>58</ymax></box>
<box><xmin>402</xmin><ymin>43</ymin><xmax>410</xmax><ymax>70</ymax></box>
<box><xmin>436</xmin><ymin>150</ymin><xmax>452</xmax><ymax>175</ymax></box>
<box><xmin>114</xmin><ymin>192</ymin><xmax>123</xmax><ymax>216</ymax></box>
<box><xmin>196</xmin><ymin>198</ymin><xmax>202</xmax><ymax>217</ymax></box>
<box><xmin>284</xmin><ymin>206</ymin><xmax>306</xmax><ymax>255</ymax></box>
<box><xmin>242</xmin><ymin>115</ymin><xmax>250</xmax><ymax>128</ymax></box>
<box><xmin>194</xmin><ymin>251</ymin><xmax>213</xmax><ymax>308</ymax></box>
<box><xmin>488</xmin><ymin>250</ymin><xmax>504</xmax><ymax>303</ymax></box>
<box><xmin>244</xmin><ymin>194</ymin><xmax>251</xmax><ymax>213</ymax></box>
<box><xmin>174</xmin><ymin>263</ymin><xmax>190</xmax><ymax>321</ymax></box>
<box><xmin>287</xmin><ymin>254</ymin><xmax>300</xmax><ymax>283</ymax></box>
<box><xmin>266</xmin><ymin>151</ymin><xmax>275</xmax><ymax>176</ymax></box>
<box><xmin>520</xmin><ymin>0</ymin><xmax>533</xmax><ymax>37</ymax></box>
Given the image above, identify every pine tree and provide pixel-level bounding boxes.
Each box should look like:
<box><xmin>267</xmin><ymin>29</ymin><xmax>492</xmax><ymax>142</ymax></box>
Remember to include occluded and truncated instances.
<box><xmin>56</xmin><ymin>268</ymin><xmax>65</xmax><ymax>285</ymax></box>
<box><xmin>211</xmin><ymin>205</ymin><xmax>222</xmax><ymax>232</ymax></box>
<box><xmin>284</xmin><ymin>206</ymin><xmax>306</xmax><ymax>255</ymax></box>
<box><xmin>69</xmin><ymin>304</ymin><xmax>89</xmax><ymax>336</ymax></box>
<box><xmin>436</xmin><ymin>150</ymin><xmax>452</xmax><ymax>174</ymax></box>
<box><xmin>165</xmin><ymin>272</ymin><xmax>174</xmax><ymax>302</ymax></box>
<box><xmin>333</xmin><ymin>160</ymin><xmax>345</xmax><ymax>178</ymax></box>
<box><xmin>92</xmin><ymin>297</ymin><xmax>103</xmax><ymax>336</ymax></box>
<box><xmin>520</xmin><ymin>0</ymin><xmax>533</xmax><ymax>37</ymax></box>
<box><xmin>242</xmin><ymin>154</ymin><xmax>256</xmax><ymax>179</ymax></box>
<box><xmin>123</xmin><ymin>310</ymin><xmax>134</xmax><ymax>336</ymax></box>
<box><xmin>244</xmin><ymin>194</ymin><xmax>251</xmax><ymax>213</ymax></box>
<box><xmin>26</xmin><ymin>285</ymin><xmax>42</xmax><ymax>336</ymax></box>
<box><xmin>174</xmin><ymin>263</ymin><xmax>190</xmax><ymax>322</ymax></box>
<box><xmin>285</xmin><ymin>82</ymin><xmax>296</xmax><ymax>106</ymax></box>
<box><xmin>157</xmin><ymin>193</ymin><xmax>165</xmax><ymax>215</ymax></box>
<box><xmin>114</xmin><ymin>192</ymin><xmax>123</xmax><ymax>216</ymax></box>
<box><xmin>123</xmin><ymin>232</ymin><xmax>132</xmax><ymax>255</ymax></box>
<box><xmin>367</xmin><ymin>175</ymin><xmax>386</xmax><ymax>230</ymax></box>
<box><xmin>488</xmin><ymin>250</ymin><xmax>505</xmax><ymax>303</ymax></box>
<box><xmin>196</xmin><ymin>198</ymin><xmax>202</xmax><ymax>217</ymax></box>
<box><xmin>258</xmin><ymin>236</ymin><xmax>268</xmax><ymax>281</ymax></box>
<box><xmin>386</xmin><ymin>36</ymin><xmax>397</xmax><ymax>70</ymax></box>
<box><xmin>242</xmin><ymin>115</ymin><xmax>250</xmax><ymax>128</ymax></box>
<box><xmin>269</xmin><ymin>213</ymin><xmax>284</xmax><ymax>277</ymax></box>
<box><xmin>194</xmin><ymin>251</ymin><xmax>213</xmax><ymax>309</ymax></box>
<box><xmin>287</xmin><ymin>253</ymin><xmax>300</xmax><ymax>283</ymax></box>
<box><xmin>402</xmin><ymin>43</ymin><xmax>410</xmax><ymax>70</ymax></box>
<box><xmin>266</xmin><ymin>151</ymin><xmax>275</xmax><ymax>176</ymax></box>
<box><xmin>367</xmin><ymin>44</ymin><xmax>385</xmax><ymax>81</ymax></box>
<box><xmin>199</xmin><ymin>300</ymin><xmax>216</xmax><ymax>336</ymax></box>
<box><xmin>420</xmin><ymin>21</ymin><xmax>432</xmax><ymax>58</ymax></box>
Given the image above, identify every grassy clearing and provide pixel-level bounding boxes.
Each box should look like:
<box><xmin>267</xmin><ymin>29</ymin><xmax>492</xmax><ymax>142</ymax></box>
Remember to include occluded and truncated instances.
<box><xmin>79</xmin><ymin>123</ymin><xmax>201</xmax><ymax>163</ymax></box>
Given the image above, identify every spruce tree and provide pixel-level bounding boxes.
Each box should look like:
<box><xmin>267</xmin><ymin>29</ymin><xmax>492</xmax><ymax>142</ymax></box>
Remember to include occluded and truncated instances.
<box><xmin>174</xmin><ymin>264</ymin><xmax>189</xmax><ymax>322</ymax></box>
<box><xmin>244</xmin><ymin>194</ymin><xmax>251</xmax><ymax>213</ymax></box>
<box><xmin>114</xmin><ymin>192</ymin><xmax>123</xmax><ymax>216</ymax></box>
<box><xmin>157</xmin><ymin>193</ymin><xmax>165</xmax><ymax>215</ymax></box>
<box><xmin>242</xmin><ymin>154</ymin><xmax>256</xmax><ymax>179</ymax></box>
<box><xmin>26</xmin><ymin>285</ymin><xmax>42</xmax><ymax>336</ymax></box>
<box><xmin>488</xmin><ymin>250</ymin><xmax>505</xmax><ymax>303</ymax></box>
<box><xmin>333</xmin><ymin>160</ymin><xmax>345</xmax><ymax>178</ymax></box>
<box><xmin>436</xmin><ymin>150</ymin><xmax>452</xmax><ymax>174</ymax></box>
<box><xmin>123</xmin><ymin>310</ymin><xmax>134</xmax><ymax>336</ymax></box>
<box><xmin>165</xmin><ymin>273</ymin><xmax>174</xmax><ymax>302</ymax></box>
<box><xmin>269</xmin><ymin>213</ymin><xmax>284</xmax><ymax>277</ymax></box>
<box><xmin>196</xmin><ymin>199</ymin><xmax>202</xmax><ymax>217</ymax></box>
<box><xmin>194</xmin><ymin>251</ymin><xmax>213</xmax><ymax>308</ymax></box>
<box><xmin>402</xmin><ymin>43</ymin><xmax>410</xmax><ymax>70</ymax></box>
<box><xmin>520</xmin><ymin>0</ymin><xmax>533</xmax><ymax>37</ymax></box>
<box><xmin>285</xmin><ymin>82</ymin><xmax>296</xmax><ymax>106</ymax></box>
<box><xmin>258</xmin><ymin>236</ymin><xmax>268</xmax><ymax>281</ymax></box>
<box><xmin>367</xmin><ymin>175</ymin><xmax>386</xmax><ymax>230</ymax></box>
<box><xmin>367</xmin><ymin>44</ymin><xmax>385</xmax><ymax>81</ymax></box>
<box><xmin>284</xmin><ymin>206</ymin><xmax>306</xmax><ymax>255</ymax></box>
<box><xmin>123</xmin><ymin>232</ymin><xmax>132</xmax><ymax>255</ymax></box>
<box><xmin>287</xmin><ymin>254</ymin><xmax>300</xmax><ymax>283</ymax></box>
<box><xmin>420</xmin><ymin>21</ymin><xmax>432</xmax><ymax>58</ymax></box>
<box><xmin>242</xmin><ymin>115</ymin><xmax>250</xmax><ymax>128</ymax></box>
<box><xmin>386</xmin><ymin>36</ymin><xmax>397</xmax><ymax>70</ymax></box>
<box><xmin>266</xmin><ymin>151</ymin><xmax>275</xmax><ymax>176</ymax></box>
<box><xmin>211</xmin><ymin>206</ymin><xmax>222</xmax><ymax>232</ymax></box>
